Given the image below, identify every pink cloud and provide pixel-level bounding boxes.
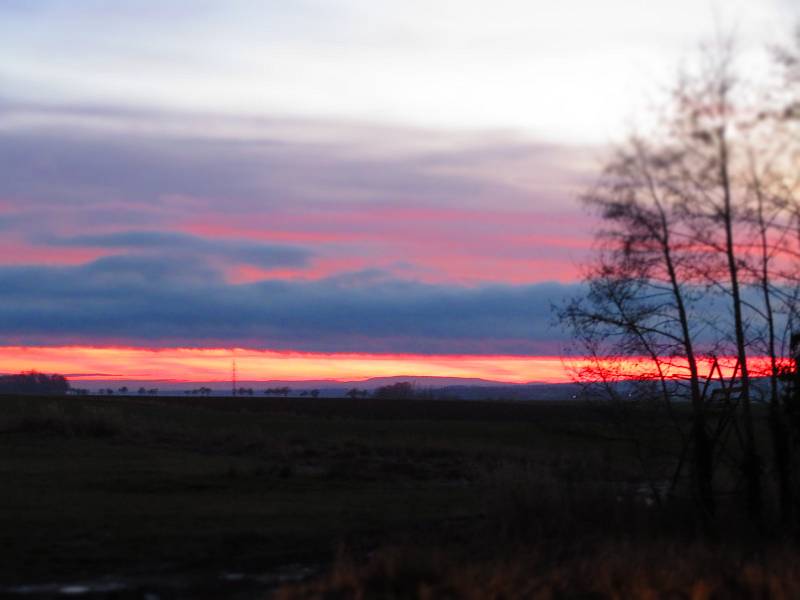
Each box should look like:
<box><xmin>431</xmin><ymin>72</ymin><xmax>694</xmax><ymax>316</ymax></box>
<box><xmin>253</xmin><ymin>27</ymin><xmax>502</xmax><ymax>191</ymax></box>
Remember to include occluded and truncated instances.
<box><xmin>180</xmin><ymin>205</ymin><xmax>593</xmax><ymax>284</ymax></box>
<box><xmin>0</xmin><ymin>239</ymin><xmax>109</xmax><ymax>266</ymax></box>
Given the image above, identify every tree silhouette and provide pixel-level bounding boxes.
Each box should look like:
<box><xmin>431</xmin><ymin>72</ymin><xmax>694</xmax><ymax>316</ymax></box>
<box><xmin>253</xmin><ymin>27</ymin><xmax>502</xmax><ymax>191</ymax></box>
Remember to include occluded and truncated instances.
<box><xmin>0</xmin><ymin>371</ymin><xmax>70</xmax><ymax>395</ymax></box>
<box><xmin>560</xmin><ymin>34</ymin><xmax>800</xmax><ymax>527</ymax></box>
<box><xmin>373</xmin><ymin>382</ymin><xmax>413</xmax><ymax>400</ymax></box>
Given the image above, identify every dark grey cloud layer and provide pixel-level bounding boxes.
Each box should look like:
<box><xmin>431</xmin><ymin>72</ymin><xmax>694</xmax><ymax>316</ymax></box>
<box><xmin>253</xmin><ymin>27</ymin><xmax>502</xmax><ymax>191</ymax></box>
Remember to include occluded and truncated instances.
<box><xmin>48</xmin><ymin>231</ymin><xmax>312</xmax><ymax>269</ymax></box>
<box><xmin>0</xmin><ymin>256</ymin><xmax>579</xmax><ymax>354</ymax></box>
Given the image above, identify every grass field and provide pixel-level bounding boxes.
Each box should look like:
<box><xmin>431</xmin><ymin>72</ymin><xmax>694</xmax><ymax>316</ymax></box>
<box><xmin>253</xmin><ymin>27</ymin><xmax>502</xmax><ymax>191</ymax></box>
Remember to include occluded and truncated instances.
<box><xmin>0</xmin><ymin>394</ymin><xmax>795</xmax><ymax>598</ymax></box>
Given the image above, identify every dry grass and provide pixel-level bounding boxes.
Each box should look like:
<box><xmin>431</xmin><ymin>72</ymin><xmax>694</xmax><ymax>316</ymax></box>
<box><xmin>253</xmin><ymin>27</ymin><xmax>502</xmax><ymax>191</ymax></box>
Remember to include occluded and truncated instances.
<box><xmin>276</xmin><ymin>543</ymin><xmax>800</xmax><ymax>599</ymax></box>
<box><xmin>275</xmin><ymin>460</ymin><xmax>791</xmax><ymax>599</ymax></box>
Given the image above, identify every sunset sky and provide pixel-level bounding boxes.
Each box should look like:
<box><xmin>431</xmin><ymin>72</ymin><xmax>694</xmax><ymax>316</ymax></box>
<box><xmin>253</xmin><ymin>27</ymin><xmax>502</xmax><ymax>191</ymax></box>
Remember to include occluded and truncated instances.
<box><xmin>1</xmin><ymin>1</ymin><xmax>797</xmax><ymax>384</ymax></box>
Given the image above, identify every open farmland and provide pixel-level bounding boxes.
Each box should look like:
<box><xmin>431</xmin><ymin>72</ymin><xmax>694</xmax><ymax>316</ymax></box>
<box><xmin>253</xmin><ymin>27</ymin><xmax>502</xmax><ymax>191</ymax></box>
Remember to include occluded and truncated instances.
<box><xmin>1</xmin><ymin>393</ymin><xmax>794</xmax><ymax>598</ymax></box>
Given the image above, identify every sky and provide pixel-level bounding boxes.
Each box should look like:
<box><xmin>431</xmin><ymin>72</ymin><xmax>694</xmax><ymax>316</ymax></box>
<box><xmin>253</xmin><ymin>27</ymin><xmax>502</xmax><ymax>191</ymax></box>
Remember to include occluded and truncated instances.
<box><xmin>0</xmin><ymin>1</ymin><xmax>797</xmax><ymax>384</ymax></box>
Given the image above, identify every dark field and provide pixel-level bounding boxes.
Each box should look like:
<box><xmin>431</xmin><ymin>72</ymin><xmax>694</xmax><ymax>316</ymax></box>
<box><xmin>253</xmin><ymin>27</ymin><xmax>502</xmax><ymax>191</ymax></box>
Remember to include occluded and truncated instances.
<box><xmin>1</xmin><ymin>394</ymin><xmax>797</xmax><ymax>599</ymax></box>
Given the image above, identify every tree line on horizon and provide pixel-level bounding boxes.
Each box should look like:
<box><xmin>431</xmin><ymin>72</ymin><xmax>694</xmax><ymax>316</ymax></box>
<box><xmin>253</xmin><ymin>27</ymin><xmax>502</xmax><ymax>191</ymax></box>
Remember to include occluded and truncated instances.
<box><xmin>0</xmin><ymin>374</ymin><xmax>440</xmax><ymax>401</ymax></box>
<box><xmin>0</xmin><ymin>371</ymin><xmax>70</xmax><ymax>395</ymax></box>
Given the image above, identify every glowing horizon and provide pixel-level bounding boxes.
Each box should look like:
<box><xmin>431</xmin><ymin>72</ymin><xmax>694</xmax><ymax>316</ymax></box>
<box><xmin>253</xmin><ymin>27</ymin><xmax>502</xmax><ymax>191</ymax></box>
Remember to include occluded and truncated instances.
<box><xmin>0</xmin><ymin>346</ymin><xmax>573</xmax><ymax>385</ymax></box>
<box><xmin>0</xmin><ymin>346</ymin><xmax>785</xmax><ymax>387</ymax></box>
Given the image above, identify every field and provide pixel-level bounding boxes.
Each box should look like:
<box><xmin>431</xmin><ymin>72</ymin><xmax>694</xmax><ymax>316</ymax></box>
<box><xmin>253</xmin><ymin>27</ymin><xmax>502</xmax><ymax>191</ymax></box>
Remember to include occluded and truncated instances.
<box><xmin>0</xmin><ymin>394</ymin><xmax>797</xmax><ymax>598</ymax></box>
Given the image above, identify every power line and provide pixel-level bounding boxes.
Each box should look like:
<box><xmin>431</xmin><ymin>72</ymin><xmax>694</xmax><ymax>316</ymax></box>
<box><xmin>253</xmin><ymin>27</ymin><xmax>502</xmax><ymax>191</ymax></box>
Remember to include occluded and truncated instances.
<box><xmin>232</xmin><ymin>358</ymin><xmax>237</xmax><ymax>396</ymax></box>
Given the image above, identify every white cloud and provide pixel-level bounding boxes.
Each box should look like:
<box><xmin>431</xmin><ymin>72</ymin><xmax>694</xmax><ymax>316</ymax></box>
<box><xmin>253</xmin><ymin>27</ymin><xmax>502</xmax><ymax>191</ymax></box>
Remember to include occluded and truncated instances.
<box><xmin>0</xmin><ymin>0</ymin><xmax>795</xmax><ymax>143</ymax></box>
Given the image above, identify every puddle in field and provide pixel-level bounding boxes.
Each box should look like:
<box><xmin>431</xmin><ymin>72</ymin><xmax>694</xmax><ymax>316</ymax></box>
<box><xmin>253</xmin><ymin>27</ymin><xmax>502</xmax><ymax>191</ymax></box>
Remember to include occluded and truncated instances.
<box><xmin>0</xmin><ymin>563</ymin><xmax>318</xmax><ymax>599</ymax></box>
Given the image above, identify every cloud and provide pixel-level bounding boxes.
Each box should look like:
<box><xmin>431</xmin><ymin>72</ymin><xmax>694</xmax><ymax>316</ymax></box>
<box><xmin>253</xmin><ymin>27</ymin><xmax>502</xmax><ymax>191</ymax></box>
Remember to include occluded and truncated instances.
<box><xmin>0</xmin><ymin>103</ymin><xmax>594</xmax><ymax>210</ymax></box>
<box><xmin>0</xmin><ymin>102</ymin><xmax>596</xmax><ymax>284</ymax></box>
<box><xmin>0</xmin><ymin>1</ymin><xmax>790</xmax><ymax>142</ymax></box>
<box><xmin>47</xmin><ymin>231</ymin><xmax>312</xmax><ymax>270</ymax></box>
<box><xmin>0</xmin><ymin>102</ymin><xmax>594</xmax><ymax>354</ymax></box>
<box><xmin>0</xmin><ymin>257</ymin><xmax>582</xmax><ymax>354</ymax></box>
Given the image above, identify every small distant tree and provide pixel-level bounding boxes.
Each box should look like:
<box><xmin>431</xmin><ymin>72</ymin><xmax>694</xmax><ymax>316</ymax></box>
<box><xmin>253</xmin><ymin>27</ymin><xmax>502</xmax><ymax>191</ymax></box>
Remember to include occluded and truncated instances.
<box><xmin>138</xmin><ymin>387</ymin><xmax>147</xmax><ymax>395</ymax></box>
<box><xmin>0</xmin><ymin>371</ymin><xmax>71</xmax><ymax>395</ymax></box>
<box><xmin>310</xmin><ymin>389</ymin><xmax>320</xmax><ymax>398</ymax></box>
<box><xmin>373</xmin><ymin>382</ymin><xmax>414</xmax><ymax>400</ymax></box>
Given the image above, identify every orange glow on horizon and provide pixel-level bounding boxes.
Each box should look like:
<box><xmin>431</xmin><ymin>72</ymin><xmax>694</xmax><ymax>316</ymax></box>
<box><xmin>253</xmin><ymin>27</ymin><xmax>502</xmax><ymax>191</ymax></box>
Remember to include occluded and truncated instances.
<box><xmin>0</xmin><ymin>346</ymin><xmax>786</xmax><ymax>386</ymax></box>
<box><xmin>0</xmin><ymin>346</ymin><xmax>575</xmax><ymax>384</ymax></box>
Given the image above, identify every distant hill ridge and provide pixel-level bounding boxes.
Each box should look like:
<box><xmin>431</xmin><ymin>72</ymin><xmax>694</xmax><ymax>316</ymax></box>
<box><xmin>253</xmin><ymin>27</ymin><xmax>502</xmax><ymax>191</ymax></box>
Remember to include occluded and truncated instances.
<box><xmin>78</xmin><ymin>374</ymin><xmax>560</xmax><ymax>390</ymax></box>
<box><xmin>75</xmin><ymin>375</ymin><xmax>582</xmax><ymax>401</ymax></box>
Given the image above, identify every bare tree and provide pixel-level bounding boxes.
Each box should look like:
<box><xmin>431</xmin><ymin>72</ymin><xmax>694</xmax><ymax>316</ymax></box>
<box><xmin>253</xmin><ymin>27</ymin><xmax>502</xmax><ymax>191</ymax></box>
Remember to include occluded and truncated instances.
<box><xmin>561</xmin><ymin>32</ymin><xmax>800</xmax><ymax>527</ymax></box>
<box><xmin>644</xmin><ymin>39</ymin><xmax>764</xmax><ymax>520</ymax></box>
<box><xmin>560</xmin><ymin>135</ymin><xmax>715</xmax><ymax>521</ymax></box>
<box><xmin>749</xmin><ymin>27</ymin><xmax>800</xmax><ymax>526</ymax></box>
